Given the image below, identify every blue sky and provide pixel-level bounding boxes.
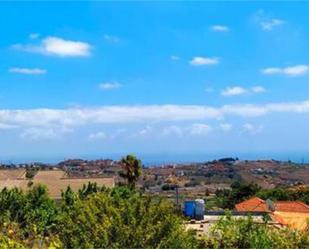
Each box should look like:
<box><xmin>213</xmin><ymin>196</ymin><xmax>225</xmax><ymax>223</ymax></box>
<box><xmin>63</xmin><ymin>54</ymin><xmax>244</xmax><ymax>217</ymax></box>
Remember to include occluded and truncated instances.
<box><xmin>1</xmin><ymin>2</ymin><xmax>309</xmax><ymax>163</ymax></box>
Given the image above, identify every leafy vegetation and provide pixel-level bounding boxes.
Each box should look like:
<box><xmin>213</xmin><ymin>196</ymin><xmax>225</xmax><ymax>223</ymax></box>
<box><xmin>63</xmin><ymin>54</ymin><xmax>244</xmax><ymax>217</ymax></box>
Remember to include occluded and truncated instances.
<box><xmin>213</xmin><ymin>181</ymin><xmax>309</xmax><ymax>209</ymax></box>
<box><xmin>257</xmin><ymin>186</ymin><xmax>309</xmax><ymax>204</ymax></box>
<box><xmin>215</xmin><ymin>181</ymin><xmax>261</xmax><ymax>209</ymax></box>
<box><xmin>25</xmin><ymin>167</ymin><xmax>39</xmax><ymax>179</ymax></box>
<box><xmin>0</xmin><ymin>182</ymin><xmax>309</xmax><ymax>248</ymax></box>
<box><xmin>0</xmin><ymin>184</ymin><xmax>197</xmax><ymax>249</ymax></box>
<box><xmin>1</xmin><ymin>152</ymin><xmax>309</xmax><ymax>249</ymax></box>
<box><xmin>201</xmin><ymin>213</ymin><xmax>309</xmax><ymax>249</ymax></box>
<box><xmin>119</xmin><ymin>154</ymin><xmax>142</xmax><ymax>189</ymax></box>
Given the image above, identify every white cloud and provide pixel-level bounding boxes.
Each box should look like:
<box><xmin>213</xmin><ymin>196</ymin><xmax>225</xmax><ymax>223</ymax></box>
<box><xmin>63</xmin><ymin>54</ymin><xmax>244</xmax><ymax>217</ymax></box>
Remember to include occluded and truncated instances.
<box><xmin>189</xmin><ymin>123</ymin><xmax>212</xmax><ymax>136</ymax></box>
<box><xmin>0</xmin><ymin>123</ymin><xmax>18</xmax><ymax>130</ymax></box>
<box><xmin>221</xmin><ymin>86</ymin><xmax>266</xmax><ymax>96</ymax></box>
<box><xmin>220</xmin><ymin>123</ymin><xmax>232</xmax><ymax>132</ymax></box>
<box><xmin>171</xmin><ymin>55</ymin><xmax>180</xmax><ymax>60</ymax></box>
<box><xmin>261</xmin><ymin>68</ymin><xmax>281</xmax><ymax>74</ymax></box>
<box><xmin>110</xmin><ymin>128</ymin><xmax>127</xmax><ymax>140</ymax></box>
<box><xmin>99</xmin><ymin>82</ymin><xmax>122</xmax><ymax>90</ymax></box>
<box><xmin>261</xmin><ymin>65</ymin><xmax>309</xmax><ymax>77</ymax></box>
<box><xmin>162</xmin><ymin>125</ymin><xmax>183</xmax><ymax>136</ymax></box>
<box><xmin>20</xmin><ymin>128</ymin><xmax>63</xmax><ymax>140</ymax></box>
<box><xmin>242</xmin><ymin>123</ymin><xmax>263</xmax><ymax>134</ymax></box>
<box><xmin>190</xmin><ymin>56</ymin><xmax>219</xmax><ymax>66</ymax></box>
<box><xmin>221</xmin><ymin>86</ymin><xmax>248</xmax><ymax>96</ymax></box>
<box><xmin>138</xmin><ymin>125</ymin><xmax>152</xmax><ymax>136</ymax></box>
<box><xmin>13</xmin><ymin>36</ymin><xmax>91</xmax><ymax>57</ymax></box>
<box><xmin>261</xmin><ymin>19</ymin><xmax>285</xmax><ymax>31</ymax></box>
<box><xmin>9</xmin><ymin>67</ymin><xmax>47</xmax><ymax>75</ymax></box>
<box><xmin>162</xmin><ymin>123</ymin><xmax>212</xmax><ymax>137</ymax></box>
<box><xmin>205</xmin><ymin>87</ymin><xmax>214</xmax><ymax>93</ymax></box>
<box><xmin>254</xmin><ymin>10</ymin><xmax>285</xmax><ymax>31</ymax></box>
<box><xmin>211</xmin><ymin>25</ymin><xmax>230</xmax><ymax>32</ymax></box>
<box><xmin>88</xmin><ymin>131</ymin><xmax>106</xmax><ymax>141</ymax></box>
<box><xmin>251</xmin><ymin>86</ymin><xmax>266</xmax><ymax>93</ymax></box>
<box><xmin>0</xmin><ymin>100</ymin><xmax>309</xmax><ymax>140</ymax></box>
<box><xmin>29</xmin><ymin>33</ymin><xmax>40</xmax><ymax>39</ymax></box>
<box><xmin>104</xmin><ymin>34</ymin><xmax>120</xmax><ymax>43</ymax></box>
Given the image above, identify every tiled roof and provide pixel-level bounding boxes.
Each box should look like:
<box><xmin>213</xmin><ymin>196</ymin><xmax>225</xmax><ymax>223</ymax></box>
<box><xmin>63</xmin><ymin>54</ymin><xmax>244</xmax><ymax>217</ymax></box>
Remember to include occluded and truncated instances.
<box><xmin>274</xmin><ymin>201</ymin><xmax>309</xmax><ymax>213</ymax></box>
<box><xmin>235</xmin><ymin>197</ymin><xmax>269</xmax><ymax>212</ymax></box>
<box><xmin>235</xmin><ymin>197</ymin><xmax>309</xmax><ymax>213</ymax></box>
<box><xmin>272</xmin><ymin>211</ymin><xmax>309</xmax><ymax>231</ymax></box>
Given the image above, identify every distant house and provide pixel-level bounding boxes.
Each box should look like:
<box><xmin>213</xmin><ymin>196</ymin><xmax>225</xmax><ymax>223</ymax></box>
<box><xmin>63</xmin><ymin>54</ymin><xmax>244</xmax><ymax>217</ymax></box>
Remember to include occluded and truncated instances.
<box><xmin>235</xmin><ymin>197</ymin><xmax>269</xmax><ymax>212</ymax></box>
<box><xmin>235</xmin><ymin>197</ymin><xmax>309</xmax><ymax>213</ymax></box>
<box><xmin>235</xmin><ymin>197</ymin><xmax>309</xmax><ymax>231</ymax></box>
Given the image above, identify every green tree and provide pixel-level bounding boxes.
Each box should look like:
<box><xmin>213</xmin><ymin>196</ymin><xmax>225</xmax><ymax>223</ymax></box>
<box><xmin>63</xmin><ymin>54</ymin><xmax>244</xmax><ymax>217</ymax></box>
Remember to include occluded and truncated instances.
<box><xmin>0</xmin><ymin>185</ymin><xmax>61</xmax><ymax>248</ymax></box>
<box><xmin>200</xmin><ymin>212</ymin><xmax>309</xmax><ymax>249</ymax></box>
<box><xmin>58</xmin><ymin>186</ymin><xmax>198</xmax><ymax>249</ymax></box>
<box><xmin>119</xmin><ymin>154</ymin><xmax>142</xmax><ymax>189</ymax></box>
<box><xmin>215</xmin><ymin>181</ymin><xmax>261</xmax><ymax>209</ymax></box>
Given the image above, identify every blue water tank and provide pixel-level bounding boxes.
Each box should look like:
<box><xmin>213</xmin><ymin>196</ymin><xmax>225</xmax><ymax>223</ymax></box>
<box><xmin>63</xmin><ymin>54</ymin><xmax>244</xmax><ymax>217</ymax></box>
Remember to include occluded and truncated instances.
<box><xmin>184</xmin><ymin>201</ymin><xmax>195</xmax><ymax>218</ymax></box>
<box><xmin>195</xmin><ymin>199</ymin><xmax>205</xmax><ymax>220</ymax></box>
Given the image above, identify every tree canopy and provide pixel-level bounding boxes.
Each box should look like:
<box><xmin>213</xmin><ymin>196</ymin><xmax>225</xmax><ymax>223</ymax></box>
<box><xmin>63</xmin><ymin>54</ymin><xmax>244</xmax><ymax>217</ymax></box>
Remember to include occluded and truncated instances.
<box><xmin>119</xmin><ymin>154</ymin><xmax>142</xmax><ymax>189</ymax></box>
<box><xmin>0</xmin><ymin>184</ymin><xmax>197</xmax><ymax>249</ymax></box>
<box><xmin>0</xmin><ymin>179</ymin><xmax>309</xmax><ymax>248</ymax></box>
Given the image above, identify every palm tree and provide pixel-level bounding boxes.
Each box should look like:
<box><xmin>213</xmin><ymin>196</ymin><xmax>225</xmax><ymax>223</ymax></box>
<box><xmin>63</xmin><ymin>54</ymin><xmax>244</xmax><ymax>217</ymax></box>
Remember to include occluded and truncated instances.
<box><xmin>119</xmin><ymin>154</ymin><xmax>142</xmax><ymax>189</ymax></box>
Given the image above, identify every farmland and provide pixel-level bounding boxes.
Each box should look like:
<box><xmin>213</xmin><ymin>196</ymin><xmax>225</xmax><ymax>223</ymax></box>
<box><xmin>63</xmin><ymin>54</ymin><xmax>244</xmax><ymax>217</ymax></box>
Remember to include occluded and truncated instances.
<box><xmin>1</xmin><ymin>158</ymin><xmax>309</xmax><ymax>200</ymax></box>
<box><xmin>0</xmin><ymin>168</ymin><xmax>114</xmax><ymax>199</ymax></box>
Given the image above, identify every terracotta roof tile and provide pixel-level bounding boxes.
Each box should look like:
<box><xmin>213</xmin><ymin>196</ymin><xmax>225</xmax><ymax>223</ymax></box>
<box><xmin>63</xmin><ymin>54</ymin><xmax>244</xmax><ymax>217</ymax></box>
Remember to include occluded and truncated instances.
<box><xmin>235</xmin><ymin>197</ymin><xmax>269</xmax><ymax>212</ymax></box>
<box><xmin>272</xmin><ymin>211</ymin><xmax>309</xmax><ymax>231</ymax></box>
<box><xmin>235</xmin><ymin>197</ymin><xmax>309</xmax><ymax>213</ymax></box>
<box><xmin>274</xmin><ymin>201</ymin><xmax>309</xmax><ymax>213</ymax></box>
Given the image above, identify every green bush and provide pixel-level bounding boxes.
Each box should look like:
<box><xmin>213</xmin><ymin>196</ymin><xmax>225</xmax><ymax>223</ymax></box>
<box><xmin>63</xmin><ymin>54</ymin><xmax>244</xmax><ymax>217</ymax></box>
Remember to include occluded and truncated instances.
<box><xmin>1</xmin><ymin>183</ymin><xmax>309</xmax><ymax>248</ymax></box>
<box><xmin>0</xmin><ymin>186</ymin><xmax>197</xmax><ymax>249</ymax></box>
<box><xmin>200</xmin><ymin>213</ymin><xmax>309</xmax><ymax>249</ymax></box>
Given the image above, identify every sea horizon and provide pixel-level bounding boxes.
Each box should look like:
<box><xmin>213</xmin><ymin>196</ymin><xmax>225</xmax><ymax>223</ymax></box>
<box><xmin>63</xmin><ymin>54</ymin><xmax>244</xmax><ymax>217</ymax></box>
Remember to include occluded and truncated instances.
<box><xmin>1</xmin><ymin>152</ymin><xmax>308</xmax><ymax>166</ymax></box>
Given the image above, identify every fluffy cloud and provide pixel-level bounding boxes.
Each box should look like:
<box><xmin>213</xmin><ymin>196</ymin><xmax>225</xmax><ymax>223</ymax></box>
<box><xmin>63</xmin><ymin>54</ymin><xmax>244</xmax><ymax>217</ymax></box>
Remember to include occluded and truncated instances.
<box><xmin>0</xmin><ymin>100</ymin><xmax>309</xmax><ymax>140</ymax></box>
<box><xmin>211</xmin><ymin>25</ymin><xmax>230</xmax><ymax>32</ymax></box>
<box><xmin>88</xmin><ymin>131</ymin><xmax>106</xmax><ymax>141</ymax></box>
<box><xmin>242</xmin><ymin>123</ymin><xmax>263</xmax><ymax>134</ymax></box>
<box><xmin>99</xmin><ymin>82</ymin><xmax>122</xmax><ymax>90</ymax></box>
<box><xmin>29</xmin><ymin>33</ymin><xmax>40</xmax><ymax>39</ymax></box>
<box><xmin>254</xmin><ymin>10</ymin><xmax>285</xmax><ymax>31</ymax></box>
<box><xmin>138</xmin><ymin>126</ymin><xmax>152</xmax><ymax>136</ymax></box>
<box><xmin>189</xmin><ymin>123</ymin><xmax>212</xmax><ymax>136</ymax></box>
<box><xmin>205</xmin><ymin>87</ymin><xmax>214</xmax><ymax>93</ymax></box>
<box><xmin>221</xmin><ymin>86</ymin><xmax>247</xmax><ymax>96</ymax></box>
<box><xmin>162</xmin><ymin>123</ymin><xmax>212</xmax><ymax>137</ymax></box>
<box><xmin>13</xmin><ymin>36</ymin><xmax>91</xmax><ymax>57</ymax></box>
<box><xmin>171</xmin><ymin>55</ymin><xmax>180</xmax><ymax>60</ymax></box>
<box><xmin>20</xmin><ymin>127</ymin><xmax>68</xmax><ymax>140</ymax></box>
<box><xmin>190</xmin><ymin>57</ymin><xmax>219</xmax><ymax>66</ymax></box>
<box><xmin>251</xmin><ymin>86</ymin><xmax>266</xmax><ymax>93</ymax></box>
<box><xmin>103</xmin><ymin>34</ymin><xmax>120</xmax><ymax>43</ymax></box>
<box><xmin>162</xmin><ymin>125</ymin><xmax>183</xmax><ymax>136</ymax></box>
<box><xmin>220</xmin><ymin>123</ymin><xmax>232</xmax><ymax>132</ymax></box>
<box><xmin>9</xmin><ymin>67</ymin><xmax>47</xmax><ymax>75</ymax></box>
<box><xmin>221</xmin><ymin>86</ymin><xmax>265</xmax><ymax>96</ymax></box>
<box><xmin>0</xmin><ymin>123</ymin><xmax>18</xmax><ymax>130</ymax></box>
<box><xmin>261</xmin><ymin>65</ymin><xmax>309</xmax><ymax>77</ymax></box>
<box><xmin>261</xmin><ymin>19</ymin><xmax>285</xmax><ymax>31</ymax></box>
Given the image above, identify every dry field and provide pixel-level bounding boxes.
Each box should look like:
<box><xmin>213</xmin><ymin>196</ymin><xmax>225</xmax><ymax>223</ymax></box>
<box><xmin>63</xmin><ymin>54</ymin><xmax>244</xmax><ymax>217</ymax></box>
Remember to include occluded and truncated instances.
<box><xmin>0</xmin><ymin>169</ymin><xmax>115</xmax><ymax>199</ymax></box>
<box><xmin>32</xmin><ymin>170</ymin><xmax>115</xmax><ymax>198</ymax></box>
<box><xmin>0</xmin><ymin>169</ymin><xmax>26</xmax><ymax>180</ymax></box>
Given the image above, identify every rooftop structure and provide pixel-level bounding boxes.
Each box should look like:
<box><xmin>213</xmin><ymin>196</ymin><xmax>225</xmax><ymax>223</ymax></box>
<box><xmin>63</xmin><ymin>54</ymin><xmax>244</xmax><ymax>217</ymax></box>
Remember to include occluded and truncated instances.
<box><xmin>235</xmin><ymin>197</ymin><xmax>269</xmax><ymax>212</ymax></box>
<box><xmin>235</xmin><ymin>197</ymin><xmax>309</xmax><ymax>213</ymax></box>
<box><xmin>235</xmin><ymin>197</ymin><xmax>309</xmax><ymax>231</ymax></box>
